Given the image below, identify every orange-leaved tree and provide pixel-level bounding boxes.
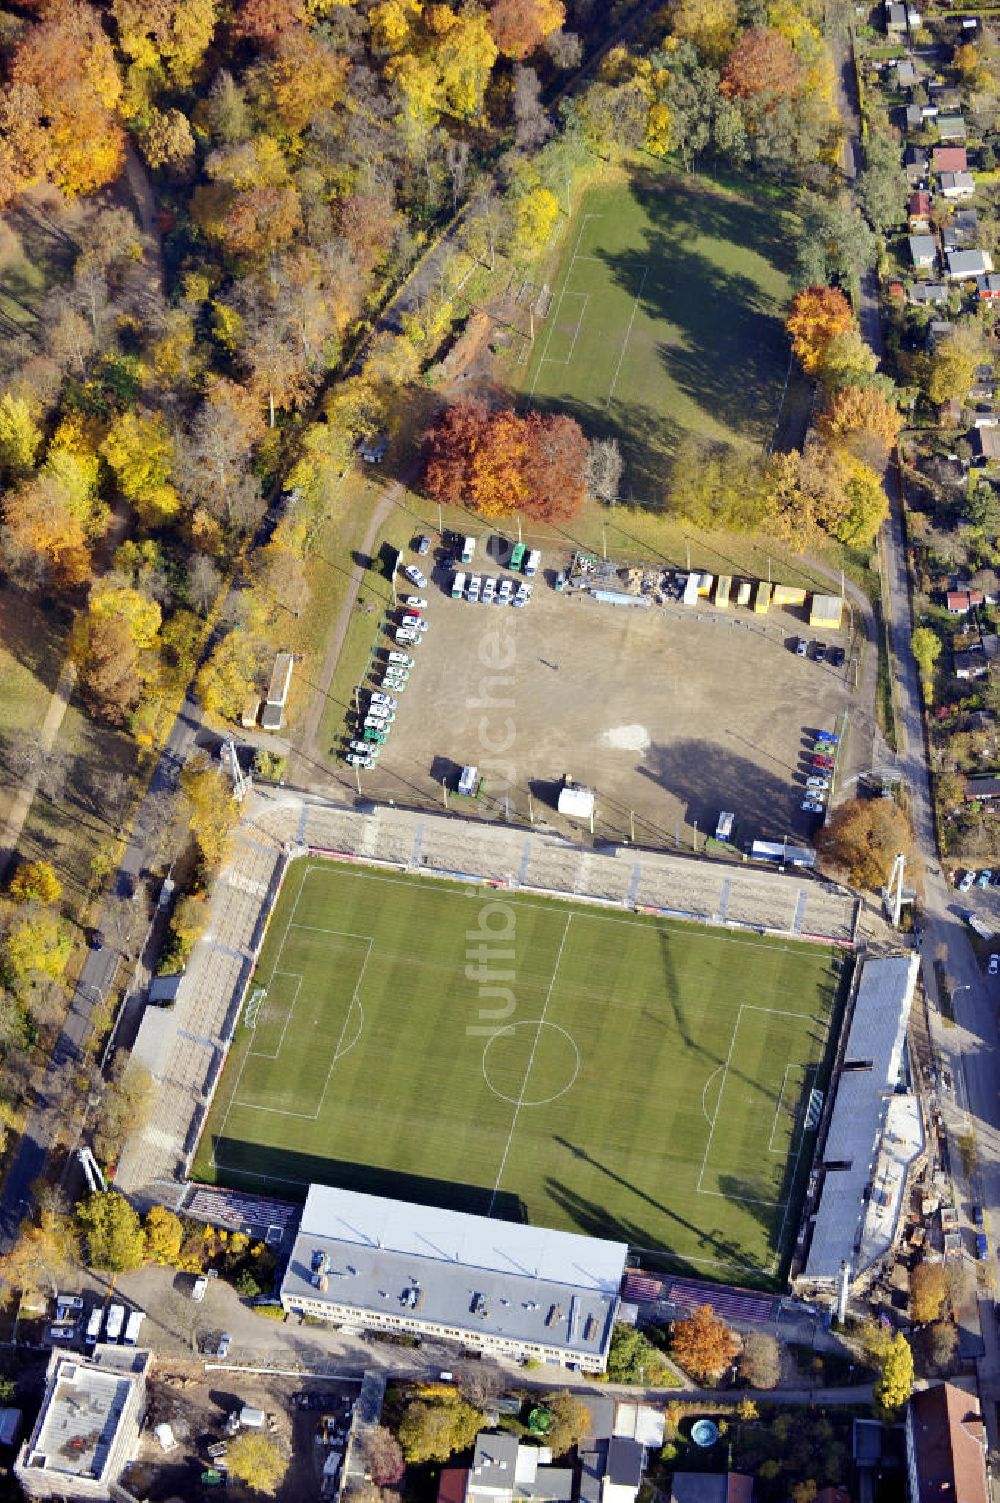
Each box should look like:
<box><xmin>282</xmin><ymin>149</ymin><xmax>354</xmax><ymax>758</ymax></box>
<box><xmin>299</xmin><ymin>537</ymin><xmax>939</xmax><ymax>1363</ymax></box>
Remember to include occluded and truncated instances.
<box><xmin>671</xmin><ymin>1303</ymin><xmax>740</xmax><ymax>1383</ymax></box>
<box><xmin>785</xmin><ymin>286</ymin><xmax>853</xmax><ymax>374</ymax></box>
<box><xmin>721</xmin><ymin>26</ymin><xmax>800</xmax><ymax>100</ymax></box>
<box><xmin>489</xmin><ymin>0</ymin><xmax>566</xmax><ymax>59</ymax></box>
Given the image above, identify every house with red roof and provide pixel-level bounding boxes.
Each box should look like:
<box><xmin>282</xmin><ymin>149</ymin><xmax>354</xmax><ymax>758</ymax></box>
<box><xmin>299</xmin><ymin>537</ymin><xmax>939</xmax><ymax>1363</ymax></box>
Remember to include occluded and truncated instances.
<box><xmin>933</xmin><ymin>146</ymin><xmax>969</xmax><ymax>173</ymax></box>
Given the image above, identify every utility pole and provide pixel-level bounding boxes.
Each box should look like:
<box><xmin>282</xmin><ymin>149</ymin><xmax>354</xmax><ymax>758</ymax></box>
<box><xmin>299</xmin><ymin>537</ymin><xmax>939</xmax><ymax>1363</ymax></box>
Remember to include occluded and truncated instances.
<box><xmin>354</xmin><ymin>763</ymin><xmax>361</xmax><ymax>796</ymax></box>
<box><xmin>528</xmin><ymin>789</ymin><xmax>534</xmax><ymax>825</ymax></box>
<box><xmin>629</xmin><ymin>809</ymin><xmax>635</xmax><ymax>843</ymax></box>
<box><xmin>442</xmin><ymin>779</ymin><xmax>449</xmax><ymax>809</ymax></box>
<box><xmin>602</xmin><ymin>523</ymin><xmax>607</xmax><ymax>562</ymax></box>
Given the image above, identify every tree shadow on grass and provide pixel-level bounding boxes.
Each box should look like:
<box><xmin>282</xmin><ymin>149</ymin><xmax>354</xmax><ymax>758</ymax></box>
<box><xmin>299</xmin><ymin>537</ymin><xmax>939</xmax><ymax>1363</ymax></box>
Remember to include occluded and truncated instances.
<box><xmin>523</xmin><ymin>168</ymin><xmax>799</xmax><ymax>506</ymax></box>
<box><xmin>199</xmin><ymin>1140</ymin><xmax>526</xmax><ymax>1223</ymax></box>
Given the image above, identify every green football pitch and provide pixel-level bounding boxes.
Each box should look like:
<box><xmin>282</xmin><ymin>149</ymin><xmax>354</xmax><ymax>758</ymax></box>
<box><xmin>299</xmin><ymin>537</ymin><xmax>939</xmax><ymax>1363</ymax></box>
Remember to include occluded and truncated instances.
<box><xmin>519</xmin><ymin>165</ymin><xmax>796</xmax><ymax>501</ymax></box>
<box><xmin>194</xmin><ymin>858</ymin><xmax>842</xmax><ymax>1284</ymax></box>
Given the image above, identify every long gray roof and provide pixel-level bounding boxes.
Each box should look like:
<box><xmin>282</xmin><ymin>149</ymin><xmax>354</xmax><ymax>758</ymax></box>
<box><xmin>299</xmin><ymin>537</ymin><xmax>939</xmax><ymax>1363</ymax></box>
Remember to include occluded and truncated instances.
<box><xmin>281</xmin><ymin>1184</ymin><xmax>626</xmax><ymax>1358</ymax></box>
<box><xmin>804</xmin><ymin>955</ymin><xmax>917</xmax><ymax>1280</ymax></box>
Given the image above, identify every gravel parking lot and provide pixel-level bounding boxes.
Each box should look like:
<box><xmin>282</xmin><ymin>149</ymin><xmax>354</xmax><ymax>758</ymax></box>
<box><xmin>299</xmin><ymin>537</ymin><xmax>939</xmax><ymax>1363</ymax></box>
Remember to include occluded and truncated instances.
<box><xmin>339</xmin><ymin>547</ymin><xmax>868</xmax><ymax>849</ymax></box>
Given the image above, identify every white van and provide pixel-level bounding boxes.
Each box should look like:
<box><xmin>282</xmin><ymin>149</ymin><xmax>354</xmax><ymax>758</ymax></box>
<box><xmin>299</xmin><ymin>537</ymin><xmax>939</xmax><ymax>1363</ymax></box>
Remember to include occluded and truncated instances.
<box><xmin>124</xmin><ymin>1310</ymin><xmax>145</xmax><ymax>1345</ymax></box>
<box><xmin>467</xmin><ymin>575</ymin><xmax>481</xmax><ymax>602</ymax></box>
<box><xmin>85</xmin><ymin>1308</ymin><xmax>102</xmax><ymax>1347</ymax></box>
<box><xmin>452</xmin><ymin>570</ymin><xmax>466</xmax><ymax>599</ymax></box>
<box><xmin>105</xmin><ymin>1303</ymin><xmax>125</xmax><ymax>1342</ymax></box>
<box><xmin>461</xmin><ymin>537</ymin><xmax>476</xmax><ymax>564</ymax></box>
<box><xmin>524</xmin><ymin>549</ymin><xmax>541</xmax><ymax>578</ymax></box>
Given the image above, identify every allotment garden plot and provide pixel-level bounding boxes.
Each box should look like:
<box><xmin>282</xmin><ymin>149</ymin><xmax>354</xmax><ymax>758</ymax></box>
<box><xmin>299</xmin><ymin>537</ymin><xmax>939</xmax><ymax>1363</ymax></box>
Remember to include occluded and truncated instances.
<box><xmin>520</xmin><ymin>167</ymin><xmax>797</xmax><ymax>499</ymax></box>
<box><xmin>195</xmin><ymin>858</ymin><xmax>842</xmax><ymax>1284</ymax></box>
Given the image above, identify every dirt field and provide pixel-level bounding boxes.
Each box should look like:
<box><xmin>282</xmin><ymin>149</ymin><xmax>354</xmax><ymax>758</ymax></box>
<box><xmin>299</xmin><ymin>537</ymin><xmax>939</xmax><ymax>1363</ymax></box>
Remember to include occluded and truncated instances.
<box><xmin>332</xmin><ymin>545</ymin><xmax>868</xmax><ymax>850</ymax></box>
<box><xmin>126</xmin><ymin>1364</ymin><xmax>359</xmax><ymax>1502</ymax></box>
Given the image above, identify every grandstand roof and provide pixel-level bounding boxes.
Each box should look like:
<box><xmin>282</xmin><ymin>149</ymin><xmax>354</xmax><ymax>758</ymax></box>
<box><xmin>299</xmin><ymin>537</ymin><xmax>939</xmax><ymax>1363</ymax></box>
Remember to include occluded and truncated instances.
<box><xmin>803</xmin><ymin>954</ymin><xmax>918</xmax><ymax>1283</ymax></box>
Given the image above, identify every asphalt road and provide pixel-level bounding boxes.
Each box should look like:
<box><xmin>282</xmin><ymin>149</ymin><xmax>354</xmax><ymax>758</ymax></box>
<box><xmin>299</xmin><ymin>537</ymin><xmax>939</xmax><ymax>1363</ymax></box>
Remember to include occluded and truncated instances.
<box><xmin>0</xmin><ymin>694</ymin><xmax>202</xmax><ymax>1247</ymax></box>
<box><xmin>837</xmin><ymin>34</ymin><xmax>1000</xmax><ymax>1452</ymax></box>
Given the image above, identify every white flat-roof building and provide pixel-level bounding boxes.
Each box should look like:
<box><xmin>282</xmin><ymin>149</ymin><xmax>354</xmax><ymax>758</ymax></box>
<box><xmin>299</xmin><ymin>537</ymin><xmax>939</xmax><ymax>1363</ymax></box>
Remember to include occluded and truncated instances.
<box><xmin>280</xmin><ymin>1184</ymin><xmax>626</xmax><ymax>1372</ymax></box>
<box><xmin>800</xmin><ymin>954</ymin><xmax>920</xmax><ymax>1289</ymax></box>
<box><xmin>16</xmin><ymin>1347</ymin><xmax>151</xmax><ymax>1500</ymax></box>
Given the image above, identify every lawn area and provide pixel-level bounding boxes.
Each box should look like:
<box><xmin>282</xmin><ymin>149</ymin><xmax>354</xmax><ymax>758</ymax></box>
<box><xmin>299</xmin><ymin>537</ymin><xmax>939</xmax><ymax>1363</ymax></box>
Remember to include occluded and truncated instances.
<box><xmin>194</xmin><ymin>858</ymin><xmax>843</xmax><ymax>1285</ymax></box>
<box><xmin>515</xmin><ymin>165</ymin><xmax>801</xmax><ymax>503</ymax></box>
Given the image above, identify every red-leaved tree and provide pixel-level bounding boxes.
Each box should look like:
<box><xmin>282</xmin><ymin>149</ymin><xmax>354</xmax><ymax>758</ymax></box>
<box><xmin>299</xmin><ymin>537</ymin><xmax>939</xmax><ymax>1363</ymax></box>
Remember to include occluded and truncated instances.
<box><xmin>422</xmin><ymin>401</ymin><xmax>588</xmax><ymax>522</ymax></box>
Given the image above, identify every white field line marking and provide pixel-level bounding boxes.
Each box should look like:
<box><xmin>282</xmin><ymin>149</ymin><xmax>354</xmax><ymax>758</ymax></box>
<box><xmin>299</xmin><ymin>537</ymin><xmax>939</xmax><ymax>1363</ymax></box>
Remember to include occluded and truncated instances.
<box><xmin>701</xmin><ymin>1065</ymin><xmax>723</xmax><ymax>1126</ymax></box>
<box><xmin>605</xmin><ymin>265</ymin><xmax>649</xmax><ymax>411</ymax></box>
<box><xmin>235</xmin><ymin>940</ymin><xmax>372</xmax><ymax>1121</ymax></box>
<box><xmin>487</xmin><ymin>914</ymin><xmax>573</xmax><ymax>1216</ymax></box>
<box><xmin>528</xmin><ymin>216</ymin><xmax>600</xmax><ymax>397</ymax></box>
<box><xmin>212</xmin><ymin>860</ymin><xmax>310</xmax><ymax>1166</ymax></box>
<box><xmin>694</xmin><ymin>1004</ymin><xmax>740</xmax><ymax>1199</ymax></box>
<box><xmin>250</xmin><ymin>973</ymin><xmax>302</xmax><ymax>1061</ymax></box>
<box><xmin>774</xmin><ymin>1064</ymin><xmax>821</xmax><ymax>1258</ymax></box>
<box><xmin>296</xmin><ymin>862</ymin><xmax>833</xmax><ymax>967</ymax></box>
<box><xmin>696</xmin><ymin>1003</ymin><xmax>815</xmax><ymax>1206</ymax></box>
<box><xmin>767</xmin><ymin>1063</ymin><xmax>797</xmax><ymax>1153</ymax></box>
<box><xmin>539</xmin><ymin>291</ymin><xmax>590</xmax><ymax>368</ymax></box>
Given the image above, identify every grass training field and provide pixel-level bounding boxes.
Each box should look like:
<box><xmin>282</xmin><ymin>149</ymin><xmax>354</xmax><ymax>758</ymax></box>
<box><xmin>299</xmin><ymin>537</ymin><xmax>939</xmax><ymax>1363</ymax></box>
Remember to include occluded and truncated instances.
<box><xmin>194</xmin><ymin>859</ymin><xmax>843</xmax><ymax>1284</ymax></box>
<box><xmin>518</xmin><ymin>166</ymin><xmax>799</xmax><ymax>502</ymax></box>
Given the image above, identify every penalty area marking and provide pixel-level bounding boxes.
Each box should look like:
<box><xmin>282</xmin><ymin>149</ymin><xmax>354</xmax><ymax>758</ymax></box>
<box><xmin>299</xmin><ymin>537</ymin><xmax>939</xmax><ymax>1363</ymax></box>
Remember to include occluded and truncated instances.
<box><xmin>767</xmin><ymin>1062</ymin><xmax>814</xmax><ymax>1154</ymax></box>
<box><xmin>696</xmin><ymin>1004</ymin><xmax>816</xmax><ymax>1209</ymax></box>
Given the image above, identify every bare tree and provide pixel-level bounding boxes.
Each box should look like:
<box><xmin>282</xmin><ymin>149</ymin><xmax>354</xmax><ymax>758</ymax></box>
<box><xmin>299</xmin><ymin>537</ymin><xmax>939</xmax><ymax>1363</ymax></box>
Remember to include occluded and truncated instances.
<box><xmin>187</xmin><ymin>554</ymin><xmax>222</xmax><ymax>616</ymax></box>
<box><xmin>444</xmin><ymin>139</ymin><xmax>471</xmax><ymax>213</ymax></box>
<box><xmin>513</xmin><ymin>66</ymin><xmax>553</xmax><ymax>150</ymax></box>
<box><xmin>545</xmin><ymin>29</ymin><xmax>583</xmax><ymax>69</ymax></box>
<box><xmin>586</xmin><ymin>437</ymin><xmax>624</xmax><ymax>506</ymax></box>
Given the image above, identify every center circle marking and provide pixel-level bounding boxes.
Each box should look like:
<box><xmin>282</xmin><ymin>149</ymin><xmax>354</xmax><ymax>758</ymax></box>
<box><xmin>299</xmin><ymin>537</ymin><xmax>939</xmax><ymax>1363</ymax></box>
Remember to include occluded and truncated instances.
<box><xmin>482</xmin><ymin>1020</ymin><xmax>581</xmax><ymax>1107</ymax></box>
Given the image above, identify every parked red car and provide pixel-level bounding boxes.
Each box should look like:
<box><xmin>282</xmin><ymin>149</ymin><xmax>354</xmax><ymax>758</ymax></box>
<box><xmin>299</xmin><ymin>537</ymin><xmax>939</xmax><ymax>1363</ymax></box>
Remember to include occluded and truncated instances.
<box><xmin>812</xmin><ymin>755</ymin><xmax>834</xmax><ymax>770</ymax></box>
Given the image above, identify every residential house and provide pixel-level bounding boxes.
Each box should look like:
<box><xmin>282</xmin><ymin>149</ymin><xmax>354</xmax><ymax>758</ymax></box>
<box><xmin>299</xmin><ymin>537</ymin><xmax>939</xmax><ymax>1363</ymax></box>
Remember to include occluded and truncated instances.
<box><xmin>907</xmin><ymin>3</ymin><xmax>921</xmax><ymax>24</ymax></box>
<box><xmin>905</xmin><ymin>1383</ymin><xmax>988</xmax><ymax>1503</ymax></box>
<box><xmin>670</xmin><ymin>1478</ymin><xmax>754</xmax><ymax>1503</ymax></box>
<box><xmin>438</xmin><ymin>1432</ymin><xmax>574</xmax><ymax>1503</ymax></box>
<box><xmin>885</xmin><ymin>2</ymin><xmax>907</xmax><ymax>35</ymax></box>
<box><xmin>975</xmin><ymin>428</ymin><xmax>1000</xmax><ymax>461</ymax></box>
<box><xmin>954</xmin><ymin>650</ymin><xmax>988</xmax><ymax>680</ymax></box>
<box><xmin>966</xmin><ymin>775</ymin><xmax>1000</xmax><ymax>801</ymax></box>
<box><xmin>937</xmin><ymin>115</ymin><xmax>966</xmax><ymax>141</ymax></box>
<box><xmin>897</xmin><ymin>58</ymin><xmax>917</xmax><ymax>86</ymax></box>
<box><xmin>946</xmin><ymin>248</ymin><xmax>993</xmax><ymax>280</ymax></box>
<box><xmin>908</xmin><ymin>190</ymin><xmax>932</xmax><ymax>231</ymax></box>
<box><xmin>921</xmin><ymin>102</ymin><xmax>939</xmax><ymax>118</ymax></box>
<box><xmin>946</xmin><ymin>589</ymin><xmax>985</xmax><ymax>613</ymax></box>
<box><xmin>940</xmin><ymin>171</ymin><xmax>975</xmax><ymax>199</ymax></box>
<box><xmin>908</xmin><ymin>281</ymin><xmax>948</xmax><ymax>305</ymax></box>
<box><xmin>905</xmin><ymin>146</ymin><xmax>929</xmax><ymax>183</ymax></box>
<box><xmin>938</xmin><ymin>396</ymin><xmax>963</xmax><ymax>426</ymax></box>
<box><xmin>905</xmin><ymin>103</ymin><xmax>923</xmax><ymax>130</ymax></box>
<box><xmin>927</xmin><ymin>319</ymin><xmax>954</xmax><ymax>348</ymax></box>
<box><xmin>933</xmin><ymin>145</ymin><xmax>968</xmax><ymax>173</ymax></box>
<box><xmin>951</xmin><ymin>207</ymin><xmax>979</xmax><ymax>240</ymax></box>
<box><xmin>909</xmin><ymin>234</ymin><xmax>938</xmax><ymax>269</ymax></box>
<box><xmin>976</xmin><ymin>274</ymin><xmax>1000</xmax><ymax>300</ymax></box>
<box><xmin>929</xmin><ymin>83</ymin><xmax>962</xmax><ymax>110</ymax></box>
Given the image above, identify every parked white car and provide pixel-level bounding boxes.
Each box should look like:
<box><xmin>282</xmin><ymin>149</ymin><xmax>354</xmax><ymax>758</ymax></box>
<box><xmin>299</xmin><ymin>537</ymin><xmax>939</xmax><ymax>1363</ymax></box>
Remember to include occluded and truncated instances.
<box><xmin>403</xmin><ymin>596</ymin><xmax>427</xmax><ymax>609</ymax></box>
<box><xmin>370</xmin><ymin>691</ymin><xmax>398</xmax><ymax>710</ymax></box>
<box><xmin>388</xmin><ymin>651</ymin><xmax>415</xmax><ymax>668</ymax></box>
<box><xmin>403</xmin><ymin>563</ymin><xmax>427</xmax><ymax>588</ymax></box>
<box><xmin>806</xmin><ymin>776</ymin><xmax>829</xmax><ymax>790</ymax></box>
